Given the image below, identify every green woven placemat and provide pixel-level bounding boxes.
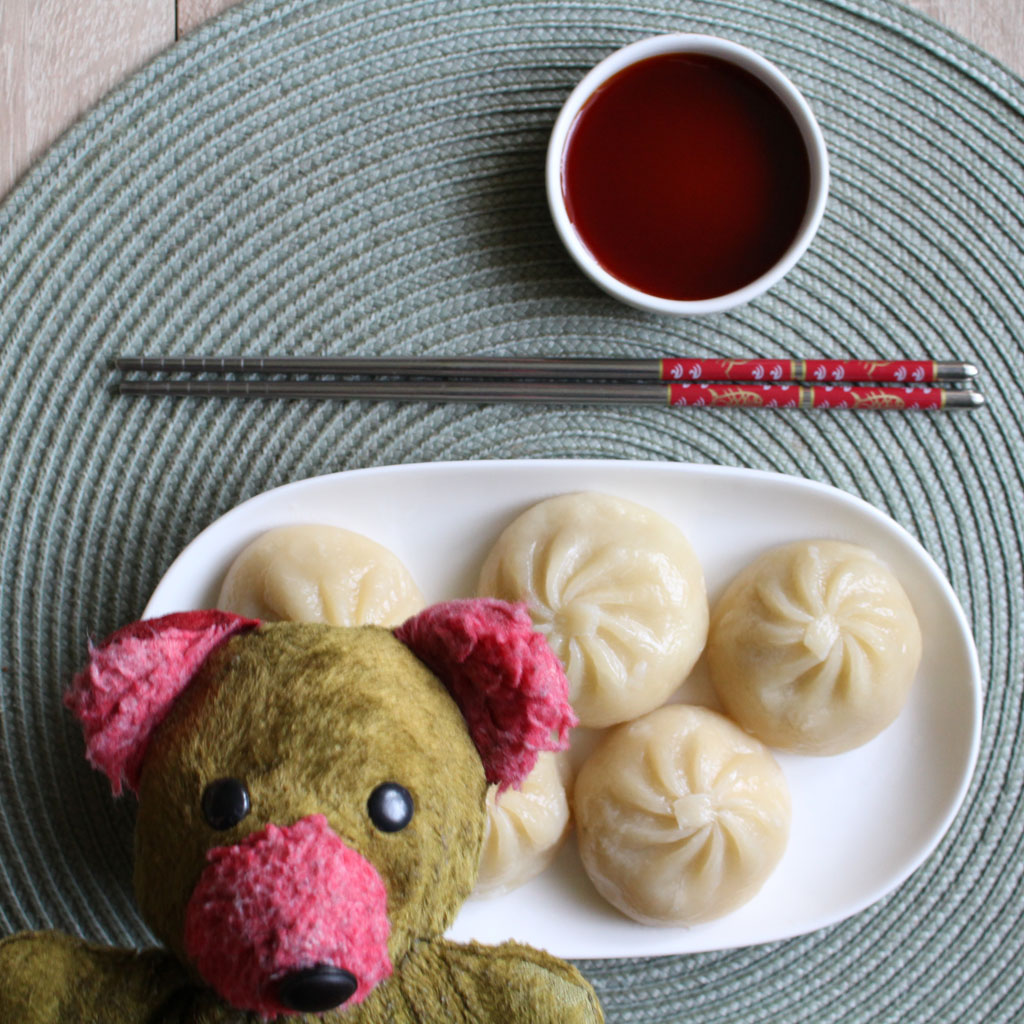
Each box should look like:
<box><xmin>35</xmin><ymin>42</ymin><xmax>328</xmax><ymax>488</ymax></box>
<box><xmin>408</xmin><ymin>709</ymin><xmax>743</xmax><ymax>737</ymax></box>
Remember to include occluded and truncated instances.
<box><xmin>1</xmin><ymin>1</ymin><xmax>1022</xmax><ymax>1020</ymax></box>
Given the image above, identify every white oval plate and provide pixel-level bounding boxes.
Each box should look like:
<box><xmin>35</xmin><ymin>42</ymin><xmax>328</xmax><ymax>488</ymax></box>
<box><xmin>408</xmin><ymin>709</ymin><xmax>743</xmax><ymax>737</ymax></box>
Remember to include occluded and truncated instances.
<box><xmin>145</xmin><ymin>460</ymin><xmax>981</xmax><ymax>958</ymax></box>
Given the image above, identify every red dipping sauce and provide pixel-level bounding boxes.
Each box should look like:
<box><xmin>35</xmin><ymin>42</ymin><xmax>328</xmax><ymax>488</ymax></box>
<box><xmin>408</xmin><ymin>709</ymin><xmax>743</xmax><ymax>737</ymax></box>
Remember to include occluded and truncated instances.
<box><xmin>561</xmin><ymin>53</ymin><xmax>812</xmax><ymax>301</ymax></box>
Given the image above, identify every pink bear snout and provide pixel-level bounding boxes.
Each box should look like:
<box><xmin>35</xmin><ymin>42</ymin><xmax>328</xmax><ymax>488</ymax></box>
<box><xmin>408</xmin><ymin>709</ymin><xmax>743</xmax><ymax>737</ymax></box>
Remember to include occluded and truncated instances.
<box><xmin>184</xmin><ymin>814</ymin><xmax>392</xmax><ymax>1017</ymax></box>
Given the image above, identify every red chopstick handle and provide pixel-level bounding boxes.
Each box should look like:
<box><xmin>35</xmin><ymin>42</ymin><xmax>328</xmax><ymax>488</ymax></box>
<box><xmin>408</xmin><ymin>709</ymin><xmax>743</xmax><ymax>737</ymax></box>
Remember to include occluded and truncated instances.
<box><xmin>660</xmin><ymin>359</ymin><xmax>941</xmax><ymax>383</ymax></box>
<box><xmin>667</xmin><ymin>383</ymin><xmax>949</xmax><ymax>410</ymax></box>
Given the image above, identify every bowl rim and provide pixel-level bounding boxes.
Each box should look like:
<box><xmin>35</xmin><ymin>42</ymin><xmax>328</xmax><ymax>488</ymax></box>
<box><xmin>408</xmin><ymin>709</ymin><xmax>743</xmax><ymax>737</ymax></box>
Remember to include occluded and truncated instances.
<box><xmin>545</xmin><ymin>34</ymin><xmax>831</xmax><ymax>316</ymax></box>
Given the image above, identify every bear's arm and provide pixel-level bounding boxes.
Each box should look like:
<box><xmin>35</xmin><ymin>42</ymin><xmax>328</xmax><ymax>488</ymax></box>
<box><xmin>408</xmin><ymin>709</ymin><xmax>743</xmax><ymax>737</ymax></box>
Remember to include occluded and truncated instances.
<box><xmin>0</xmin><ymin>931</ymin><xmax>604</xmax><ymax>1024</ymax></box>
<box><xmin>348</xmin><ymin>938</ymin><xmax>604</xmax><ymax>1024</ymax></box>
<box><xmin>0</xmin><ymin>930</ymin><xmax>195</xmax><ymax>1023</ymax></box>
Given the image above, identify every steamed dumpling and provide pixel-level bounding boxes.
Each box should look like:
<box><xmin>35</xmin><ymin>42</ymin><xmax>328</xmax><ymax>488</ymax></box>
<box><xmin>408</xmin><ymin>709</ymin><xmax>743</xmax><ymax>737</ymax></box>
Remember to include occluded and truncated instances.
<box><xmin>217</xmin><ymin>524</ymin><xmax>425</xmax><ymax>626</ymax></box>
<box><xmin>707</xmin><ymin>539</ymin><xmax>922</xmax><ymax>755</ymax></box>
<box><xmin>477</xmin><ymin>492</ymin><xmax>708</xmax><ymax>728</ymax></box>
<box><xmin>574</xmin><ymin>704</ymin><xmax>790</xmax><ymax>925</ymax></box>
<box><xmin>473</xmin><ymin>752</ymin><xmax>571</xmax><ymax>897</ymax></box>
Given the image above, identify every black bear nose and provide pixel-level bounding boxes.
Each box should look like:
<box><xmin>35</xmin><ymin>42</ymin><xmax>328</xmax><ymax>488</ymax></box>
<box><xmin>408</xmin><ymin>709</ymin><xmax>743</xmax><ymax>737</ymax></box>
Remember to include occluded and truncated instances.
<box><xmin>276</xmin><ymin>964</ymin><xmax>358</xmax><ymax>1013</ymax></box>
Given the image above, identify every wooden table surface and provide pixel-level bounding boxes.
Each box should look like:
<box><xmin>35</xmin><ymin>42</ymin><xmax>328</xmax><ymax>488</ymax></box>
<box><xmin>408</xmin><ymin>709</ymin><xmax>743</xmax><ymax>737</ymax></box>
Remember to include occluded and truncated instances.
<box><xmin>1</xmin><ymin>0</ymin><xmax>1022</xmax><ymax>199</ymax></box>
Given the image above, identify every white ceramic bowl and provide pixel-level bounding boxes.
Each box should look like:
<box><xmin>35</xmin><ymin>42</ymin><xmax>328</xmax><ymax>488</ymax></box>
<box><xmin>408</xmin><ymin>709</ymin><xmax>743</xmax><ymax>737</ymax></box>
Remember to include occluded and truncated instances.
<box><xmin>146</xmin><ymin>460</ymin><xmax>980</xmax><ymax>958</ymax></box>
<box><xmin>546</xmin><ymin>35</ymin><xmax>830</xmax><ymax>315</ymax></box>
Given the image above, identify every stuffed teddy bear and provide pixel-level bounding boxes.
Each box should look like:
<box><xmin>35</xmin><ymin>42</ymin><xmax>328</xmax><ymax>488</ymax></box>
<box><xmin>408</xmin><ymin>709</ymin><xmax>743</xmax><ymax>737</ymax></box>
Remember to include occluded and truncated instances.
<box><xmin>0</xmin><ymin>599</ymin><xmax>605</xmax><ymax>1023</ymax></box>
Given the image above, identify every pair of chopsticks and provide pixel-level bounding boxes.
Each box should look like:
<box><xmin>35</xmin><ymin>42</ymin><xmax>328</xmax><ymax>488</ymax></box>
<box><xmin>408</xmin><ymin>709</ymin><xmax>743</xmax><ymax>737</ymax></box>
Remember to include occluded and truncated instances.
<box><xmin>116</xmin><ymin>356</ymin><xmax>984</xmax><ymax>411</ymax></box>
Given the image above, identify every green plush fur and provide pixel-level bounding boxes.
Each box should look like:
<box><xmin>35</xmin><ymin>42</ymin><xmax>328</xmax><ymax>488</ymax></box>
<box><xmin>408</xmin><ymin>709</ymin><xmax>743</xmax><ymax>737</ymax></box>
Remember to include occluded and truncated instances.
<box><xmin>0</xmin><ymin>932</ymin><xmax>190</xmax><ymax>1021</ymax></box>
<box><xmin>0</xmin><ymin>623</ymin><xmax>603</xmax><ymax>1023</ymax></box>
<box><xmin>137</xmin><ymin>623</ymin><xmax>488</xmax><ymax>969</ymax></box>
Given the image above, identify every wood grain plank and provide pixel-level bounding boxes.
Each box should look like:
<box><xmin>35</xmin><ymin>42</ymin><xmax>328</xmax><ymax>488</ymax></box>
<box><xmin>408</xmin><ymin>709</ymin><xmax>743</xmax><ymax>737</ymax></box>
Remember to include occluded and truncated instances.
<box><xmin>908</xmin><ymin>0</ymin><xmax>1024</xmax><ymax>75</ymax></box>
<box><xmin>177</xmin><ymin>0</ymin><xmax>241</xmax><ymax>37</ymax></box>
<box><xmin>0</xmin><ymin>0</ymin><xmax>175</xmax><ymax>198</ymax></box>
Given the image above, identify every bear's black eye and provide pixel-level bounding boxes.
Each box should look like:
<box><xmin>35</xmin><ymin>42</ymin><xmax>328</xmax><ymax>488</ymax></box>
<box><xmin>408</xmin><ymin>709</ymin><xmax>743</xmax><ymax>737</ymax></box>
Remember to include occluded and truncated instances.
<box><xmin>201</xmin><ymin>778</ymin><xmax>251</xmax><ymax>830</ymax></box>
<box><xmin>367</xmin><ymin>783</ymin><xmax>413</xmax><ymax>832</ymax></box>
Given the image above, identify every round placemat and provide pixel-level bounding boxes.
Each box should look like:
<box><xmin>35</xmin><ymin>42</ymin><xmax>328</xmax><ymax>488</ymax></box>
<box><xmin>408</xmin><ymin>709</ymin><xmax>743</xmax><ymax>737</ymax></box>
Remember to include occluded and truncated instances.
<box><xmin>1</xmin><ymin>1</ymin><xmax>1021</xmax><ymax>1021</ymax></box>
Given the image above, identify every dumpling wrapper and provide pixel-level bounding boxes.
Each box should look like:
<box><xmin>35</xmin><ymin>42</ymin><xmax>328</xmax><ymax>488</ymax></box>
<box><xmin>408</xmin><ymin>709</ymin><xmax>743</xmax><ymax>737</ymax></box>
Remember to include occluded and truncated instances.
<box><xmin>707</xmin><ymin>539</ymin><xmax>922</xmax><ymax>755</ymax></box>
<box><xmin>574</xmin><ymin>704</ymin><xmax>791</xmax><ymax>926</ymax></box>
<box><xmin>473</xmin><ymin>751</ymin><xmax>571</xmax><ymax>898</ymax></box>
<box><xmin>217</xmin><ymin>524</ymin><xmax>425</xmax><ymax>627</ymax></box>
<box><xmin>477</xmin><ymin>492</ymin><xmax>708</xmax><ymax>728</ymax></box>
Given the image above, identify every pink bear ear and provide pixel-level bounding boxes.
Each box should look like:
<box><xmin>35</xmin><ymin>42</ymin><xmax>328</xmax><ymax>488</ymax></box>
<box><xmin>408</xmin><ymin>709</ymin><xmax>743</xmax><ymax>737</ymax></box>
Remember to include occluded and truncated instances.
<box><xmin>394</xmin><ymin>599</ymin><xmax>576</xmax><ymax>793</ymax></box>
<box><xmin>65</xmin><ymin>610</ymin><xmax>259</xmax><ymax>796</ymax></box>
